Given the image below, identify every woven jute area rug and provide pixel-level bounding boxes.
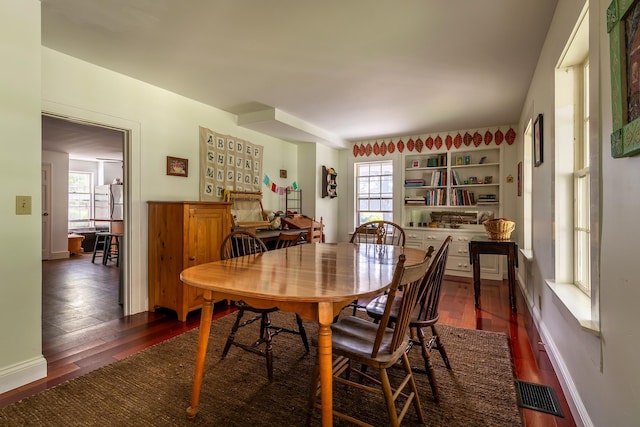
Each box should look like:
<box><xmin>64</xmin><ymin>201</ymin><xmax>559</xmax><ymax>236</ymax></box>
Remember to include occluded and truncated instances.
<box><xmin>0</xmin><ymin>311</ymin><xmax>522</xmax><ymax>426</ymax></box>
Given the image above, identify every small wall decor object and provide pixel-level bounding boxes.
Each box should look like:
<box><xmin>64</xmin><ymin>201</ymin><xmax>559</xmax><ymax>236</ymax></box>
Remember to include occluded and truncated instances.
<box><xmin>517</xmin><ymin>161</ymin><xmax>523</xmax><ymax>196</ymax></box>
<box><xmin>608</xmin><ymin>0</ymin><xmax>640</xmax><ymax>157</ymax></box>
<box><xmin>280</xmin><ymin>169</ymin><xmax>287</xmax><ymax>178</ymax></box>
<box><xmin>534</xmin><ymin>114</ymin><xmax>543</xmax><ymax>166</ymax></box>
<box><xmin>322</xmin><ymin>166</ymin><xmax>337</xmax><ymax>198</ymax></box>
<box><xmin>167</xmin><ymin>156</ymin><xmax>188</xmax><ymax>177</ymax></box>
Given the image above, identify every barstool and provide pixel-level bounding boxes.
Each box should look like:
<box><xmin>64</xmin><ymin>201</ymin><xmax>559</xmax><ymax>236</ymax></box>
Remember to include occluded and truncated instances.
<box><xmin>91</xmin><ymin>232</ymin><xmax>110</xmax><ymax>264</ymax></box>
<box><xmin>104</xmin><ymin>233</ymin><xmax>122</xmax><ymax>267</ymax></box>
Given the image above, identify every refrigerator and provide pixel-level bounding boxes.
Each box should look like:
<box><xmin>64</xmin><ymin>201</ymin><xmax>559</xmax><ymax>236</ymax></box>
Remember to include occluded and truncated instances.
<box><xmin>95</xmin><ymin>183</ymin><xmax>123</xmax><ymax>222</ymax></box>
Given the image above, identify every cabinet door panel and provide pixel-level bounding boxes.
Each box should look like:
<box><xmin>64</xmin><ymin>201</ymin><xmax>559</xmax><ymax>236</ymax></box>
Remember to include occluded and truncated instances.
<box><xmin>446</xmin><ymin>255</ymin><xmax>471</xmax><ymax>272</ymax></box>
<box><xmin>405</xmin><ymin>230</ymin><xmax>427</xmax><ymax>250</ymax></box>
<box><xmin>479</xmin><ymin>253</ymin><xmax>500</xmax><ymax>276</ymax></box>
<box><xmin>186</xmin><ymin>207</ymin><xmax>229</xmax><ymax>267</ymax></box>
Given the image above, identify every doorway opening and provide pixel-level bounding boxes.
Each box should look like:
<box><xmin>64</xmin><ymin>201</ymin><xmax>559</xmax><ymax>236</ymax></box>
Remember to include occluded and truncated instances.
<box><xmin>41</xmin><ymin>113</ymin><xmax>128</xmax><ymax>344</ymax></box>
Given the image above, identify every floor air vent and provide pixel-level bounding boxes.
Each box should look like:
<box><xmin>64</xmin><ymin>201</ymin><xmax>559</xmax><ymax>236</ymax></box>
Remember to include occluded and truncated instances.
<box><xmin>515</xmin><ymin>380</ymin><xmax>564</xmax><ymax>417</ymax></box>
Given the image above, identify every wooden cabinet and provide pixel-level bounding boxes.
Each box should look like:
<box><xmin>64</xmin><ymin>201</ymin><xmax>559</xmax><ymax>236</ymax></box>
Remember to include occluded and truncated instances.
<box><xmin>404</xmin><ymin>227</ymin><xmax>501</xmax><ymax>280</ymax></box>
<box><xmin>147</xmin><ymin>201</ymin><xmax>232</xmax><ymax>321</ymax></box>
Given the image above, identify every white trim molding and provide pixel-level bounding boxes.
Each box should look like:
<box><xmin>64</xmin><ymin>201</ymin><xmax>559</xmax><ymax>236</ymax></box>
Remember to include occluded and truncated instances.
<box><xmin>0</xmin><ymin>356</ymin><xmax>47</xmax><ymax>395</ymax></box>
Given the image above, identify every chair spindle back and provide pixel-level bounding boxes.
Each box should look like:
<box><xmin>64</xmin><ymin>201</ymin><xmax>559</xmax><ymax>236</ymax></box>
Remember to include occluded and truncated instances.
<box><xmin>350</xmin><ymin>220</ymin><xmax>406</xmax><ymax>246</ymax></box>
<box><xmin>371</xmin><ymin>252</ymin><xmax>433</xmax><ymax>358</ymax></box>
<box><xmin>220</xmin><ymin>230</ymin><xmax>268</xmax><ymax>260</ymax></box>
<box><xmin>415</xmin><ymin>236</ymin><xmax>452</xmax><ymax>323</ymax></box>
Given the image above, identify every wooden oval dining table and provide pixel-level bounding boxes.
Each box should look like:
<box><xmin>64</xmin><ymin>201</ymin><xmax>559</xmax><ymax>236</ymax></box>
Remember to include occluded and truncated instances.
<box><xmin>180</xmin><ymin>241</ymin><xmax>428</xmax><ymax>426</ymax></box>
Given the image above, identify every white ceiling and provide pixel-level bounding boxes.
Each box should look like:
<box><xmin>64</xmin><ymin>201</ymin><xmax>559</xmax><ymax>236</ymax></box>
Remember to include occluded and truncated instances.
<box><xmin>42</xmin><ymin>114</ymin><xmax>125</xmax><ymax>161</ymax></box>
<box><xmin>40</xmin><ymin>0</ymin><xmax>558</xmax><ymax>157</ymax></box>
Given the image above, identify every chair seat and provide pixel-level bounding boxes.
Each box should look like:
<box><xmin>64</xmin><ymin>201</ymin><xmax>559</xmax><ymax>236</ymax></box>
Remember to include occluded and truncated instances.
<box><xmin>331</xmin><ymin>316</ymin><xmax>410</xmax><ymax>368</ymax></box>
<box><xmin>366</xmin><ymin>295</ymin><xmax>439</xmax><ymax>328</ymax></box>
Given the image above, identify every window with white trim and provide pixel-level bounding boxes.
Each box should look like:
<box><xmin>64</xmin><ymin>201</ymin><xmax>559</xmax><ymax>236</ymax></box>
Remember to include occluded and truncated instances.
<box><xmin>68</xmin><ymin>171</ymin><xmax>92</xmax><ymax>229</ymax></box>
<box><xmin>355</xmin><ymin>161</ymin><xmax>393</xmax><ymax>226</ymax></box>
<box><xmin>555</xmin><ymin>6</ymin><xmax>594</xmax><ymax>297</ymax></box>
<box><xmin>574</xmin><ymin>60</ymin><xmax>590</xmax><ymax>293</ymax></box>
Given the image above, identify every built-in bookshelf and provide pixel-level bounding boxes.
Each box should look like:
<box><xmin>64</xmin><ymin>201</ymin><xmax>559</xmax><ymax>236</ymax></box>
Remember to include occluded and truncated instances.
<box><xmin>402</xmin><ymin>146</ymin><xmax>503</xmax><ymax>280</ymax></box>
<box><xmin>403</xmin><ymin>146</ymin><xmax>502</xmax><ymax>227</ymax></box>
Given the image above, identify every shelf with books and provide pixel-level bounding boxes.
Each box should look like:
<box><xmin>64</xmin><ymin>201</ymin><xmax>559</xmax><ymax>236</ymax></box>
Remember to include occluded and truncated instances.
<box><xmin>402</xmin><ymin>146</ymin><xmax>503</xmax><ymax>281</ymax></box>
<box><xmin>402</xmin><ymin>146</ymin><xmax>503</xmax><ymax>228</ymax></box>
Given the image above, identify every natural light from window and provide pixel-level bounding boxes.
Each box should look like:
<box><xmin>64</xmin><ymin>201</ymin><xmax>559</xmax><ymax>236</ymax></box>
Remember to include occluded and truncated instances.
<box><xmin>68</xmin><ymin>171</ymin><xmax>92</xmax><ymax>229</ymax></box>
<box><xmin>551</xmin><ymin>4</ymin><xmax>598</xmax><ymax>333</ymax></box>
<box><xmin>355</xmin><ymin>161</ymin><xmax>393</xmax><ymax>226</ymax></box>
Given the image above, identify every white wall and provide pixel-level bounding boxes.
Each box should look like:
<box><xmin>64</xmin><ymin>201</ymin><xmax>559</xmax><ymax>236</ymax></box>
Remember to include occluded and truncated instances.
<box><xmin>513</xmin><ymin>0</ymin><xmax>640</xmax><ymax>425</ymax></box>
<box><xmin>103</xmin><ymin>161</ymin><xmax>123</xmax><ymax>185</ymax></box>
<box><xmin>315</xmin><ymin>143</ymin><xmax>340</xmax><ymax>242</ymax></box>
<box><xmin>297</xmin><ymin>143</ymin><xmax>317</xmax><ymax>220</ymax></box>
<box><xmin>0</xmin><ymin>0</ymin><xmax>46</xmax><ymax>394</ymax></box>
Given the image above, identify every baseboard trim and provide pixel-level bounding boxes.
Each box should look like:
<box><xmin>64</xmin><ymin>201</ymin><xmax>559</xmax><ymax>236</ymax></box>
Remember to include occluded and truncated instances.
<box><xmin>518</xmin><ymin>281</ymin><xmax>593</xmax><ymax>427</ymax></box>
<box><xmin>0</xmin><ymin>355</ymin><xmax>47</xmax><ymax>395</ymax></box>
<box><xmin>47</xmin><ymin>251</ymin><xmax>69</xmax><ymax>260</ymax></box>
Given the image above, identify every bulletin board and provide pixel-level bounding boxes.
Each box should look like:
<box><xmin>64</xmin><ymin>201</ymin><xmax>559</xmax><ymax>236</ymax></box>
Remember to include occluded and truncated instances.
<box><xmin>199</xmin><ymin>126</ymin><xmax>264</xmax><ymax>200</ymax></box>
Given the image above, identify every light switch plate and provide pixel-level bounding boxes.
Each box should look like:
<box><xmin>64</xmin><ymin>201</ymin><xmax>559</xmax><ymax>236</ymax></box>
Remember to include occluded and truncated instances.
<box><xmin>16</xmin><ymin>195</ymin><xmax>32</xmax><ymax>215</ymax></box>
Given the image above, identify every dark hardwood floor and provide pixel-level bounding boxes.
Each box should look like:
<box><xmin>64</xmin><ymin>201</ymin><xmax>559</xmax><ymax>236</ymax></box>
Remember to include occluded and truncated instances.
<box><xmin>1</xmin><ymin>253</ymin><xmax>575</xmax><ymax>426</ymax></box>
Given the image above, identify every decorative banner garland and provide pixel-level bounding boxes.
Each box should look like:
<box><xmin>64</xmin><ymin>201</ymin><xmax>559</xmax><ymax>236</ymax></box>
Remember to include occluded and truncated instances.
<box><xmin>352</xmin><ymin>127</ymin><xmax>517</xmax><ymax>157</ymax></box>
<box><xmin>263</xmin><ymin>175</ymin><xmax>298</xmax><ymax>195</ymax></box>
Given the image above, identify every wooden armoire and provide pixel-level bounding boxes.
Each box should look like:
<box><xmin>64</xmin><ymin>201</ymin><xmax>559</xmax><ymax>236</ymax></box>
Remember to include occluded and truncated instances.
<box><xmin>147</xmin><ymin>201</ymin><xmax>232</xmax><ymax>321</ymax></box>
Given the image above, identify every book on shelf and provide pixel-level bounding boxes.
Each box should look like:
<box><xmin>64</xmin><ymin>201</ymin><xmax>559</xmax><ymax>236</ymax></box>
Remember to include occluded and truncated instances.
<box><xmin>425</xmin><ymin>188</ymin><xmax>446</xmax><ymax>206</ymax></box>
<box><xmin>404</xmin><ymin>178</ymin><xmax>425</xmax><ymax>187</ymax></box>
<box><xmin>450</xmin><ymin>189</ymin><xmax>476</xmax><ymax>206</ymax></box>
<box><xmin>478</xmin><ymin>193</ymin><xmax>497</xmax><ymax>200</ymax></box>
<box><xmin>430</xmin><ymin>170</ymin><xmax>447</xmax><ymax>187</ymax></box>
<box><xmin>430</xmin><ymin>171</ymin><xmax>439</xmax><ymax>186</ymax></box>
<box><xmin>477</xmin><ymin>193</ymin><xmax>497</xmax><ymax>205</ymax></box>
<box><xmin>450</xmin><ymin>170</ymin><xmax>462</xmax><ymax>185</ymax></box>
<box><xmin>404</xmin><ymin>196</ymin><xmax>425</xmax><ymax>206</ymax></box>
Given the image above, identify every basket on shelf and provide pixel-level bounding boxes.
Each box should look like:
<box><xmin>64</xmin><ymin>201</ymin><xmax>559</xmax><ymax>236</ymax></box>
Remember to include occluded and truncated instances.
<box><xmin>483</xmin><ymin>218</ymin><xmax>515</xmax><ymax>240</ymax></box>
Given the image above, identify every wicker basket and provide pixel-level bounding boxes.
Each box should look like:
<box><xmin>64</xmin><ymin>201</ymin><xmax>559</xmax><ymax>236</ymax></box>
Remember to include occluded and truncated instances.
<box><xmin>483</xmin><ymin>219</ymin><xmax>515</xmax><ymax>240</ymax></box>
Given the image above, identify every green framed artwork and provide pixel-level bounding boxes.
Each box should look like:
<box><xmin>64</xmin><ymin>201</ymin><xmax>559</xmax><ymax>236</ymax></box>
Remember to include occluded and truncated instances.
<box><xmin>608</xmin><ymin>0</ymin><xmax>640</xmax><ymax>157</ymax></box>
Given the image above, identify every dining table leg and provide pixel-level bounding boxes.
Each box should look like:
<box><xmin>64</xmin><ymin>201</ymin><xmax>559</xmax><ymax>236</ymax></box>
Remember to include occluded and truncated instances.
<box><xmin>317</xmin><ymin>302</ymin><xmax>334</xmax><ymax>426</ymax></box>
<box><xmin>186</xmin><ymin>290</ymin><xmax>214</xmax><ymax>419</ymax></box>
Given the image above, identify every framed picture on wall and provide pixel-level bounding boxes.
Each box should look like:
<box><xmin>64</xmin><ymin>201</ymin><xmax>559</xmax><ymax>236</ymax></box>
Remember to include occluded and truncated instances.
<box><xmin>167</xmin><ymin>156</ymin><xmax>189</xmax><ymax>177</ymax></box>
<box><xmin>534</xmin><ymin>114</ymin><xmax>543</xmax><ymax>167</ymax></box>
<box><xmin>608</xmin><ymin>0</ymin><xmax>640</xmax><ymax>157</ymax></box>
